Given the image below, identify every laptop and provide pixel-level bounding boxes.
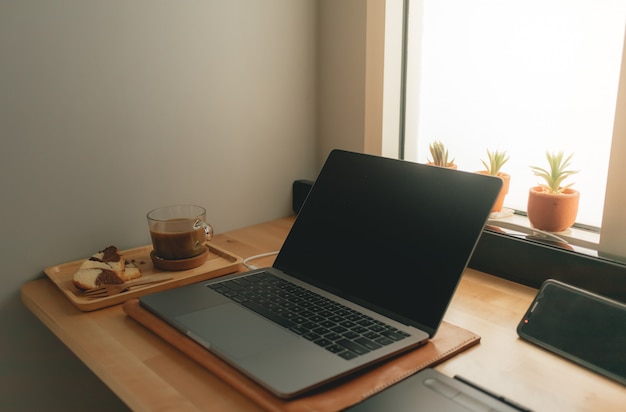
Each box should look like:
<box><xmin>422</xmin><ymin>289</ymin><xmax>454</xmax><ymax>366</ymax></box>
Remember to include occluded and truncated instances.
<box><xmin>346</xmin><ymin>368</ymin><xmax>531</xmax><ymax>411</ymax></box>
<box><xmin>140</xmin><ymin>149</ymin><xmax>502</xmax><ymax>398</ymax></box>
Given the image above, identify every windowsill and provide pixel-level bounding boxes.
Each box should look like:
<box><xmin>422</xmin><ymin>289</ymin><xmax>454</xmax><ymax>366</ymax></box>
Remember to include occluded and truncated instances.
<box><xmin>486</xmin><ymin>208</ymin><xmax>602</xmax><ymax>259</ymax></box>
<box><xmin>470</xmin><ymin>208</ymin><xmax>626</xmax><ymax>303</ymax></box>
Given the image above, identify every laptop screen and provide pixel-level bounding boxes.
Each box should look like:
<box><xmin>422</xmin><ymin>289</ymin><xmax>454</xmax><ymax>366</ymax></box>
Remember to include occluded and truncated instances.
<box><xmin>273</xmin><ymin>150</ymin><xmax>501</xmax><ymax>336</ymax></box>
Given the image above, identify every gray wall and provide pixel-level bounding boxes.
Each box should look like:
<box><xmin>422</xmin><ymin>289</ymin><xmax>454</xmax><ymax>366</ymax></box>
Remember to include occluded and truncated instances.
<box><xmin>1</xmin><ymin>1</ymin><xmax>318</xmax><ymax>410</ymax></box>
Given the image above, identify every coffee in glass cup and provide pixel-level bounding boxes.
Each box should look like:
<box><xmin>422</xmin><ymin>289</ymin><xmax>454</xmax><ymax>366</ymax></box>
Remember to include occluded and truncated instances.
<box><xmin>147</xmin><ymin>205</ymin><xmax>214</xmax><ymax>270</ymax></box>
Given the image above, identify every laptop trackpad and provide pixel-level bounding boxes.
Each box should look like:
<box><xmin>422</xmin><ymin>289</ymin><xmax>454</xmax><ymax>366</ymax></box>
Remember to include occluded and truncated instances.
<box><xmin>176</xmin><ymin>302</ymin><xmax>296</xmax><ymax>359</ymax></box>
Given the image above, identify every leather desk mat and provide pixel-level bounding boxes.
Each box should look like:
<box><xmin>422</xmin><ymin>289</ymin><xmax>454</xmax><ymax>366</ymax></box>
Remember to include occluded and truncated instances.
<box><xmin>123</xmin><ymin>299</ymin><xmax>480</xmax><ymax>411</ymax></box>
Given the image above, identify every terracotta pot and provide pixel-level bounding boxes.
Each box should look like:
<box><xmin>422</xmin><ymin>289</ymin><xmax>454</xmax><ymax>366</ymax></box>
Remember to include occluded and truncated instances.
<box><xmin>527</xmin><ymin>186</ymin><xmax>580</xmax><ymax>232</ymax></box>
<box><xmin>478</xmin><ymin>171</ymin><xmax>510</xmax><ymax>212</ymax></box>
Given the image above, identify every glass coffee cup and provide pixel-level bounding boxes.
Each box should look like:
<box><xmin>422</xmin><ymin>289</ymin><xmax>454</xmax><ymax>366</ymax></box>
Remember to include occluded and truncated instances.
<box><xmin>147</xmin><ymin>205</ymin><xmax>214</xmax><ymax>270</ymax></box>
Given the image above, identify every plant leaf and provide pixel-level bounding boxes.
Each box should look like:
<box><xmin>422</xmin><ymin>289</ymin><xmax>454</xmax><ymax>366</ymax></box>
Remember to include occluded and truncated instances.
<box><xmin>529</xmin><ymin>150</ymin><xmax>578</xmax><ymax>193</ymax></box>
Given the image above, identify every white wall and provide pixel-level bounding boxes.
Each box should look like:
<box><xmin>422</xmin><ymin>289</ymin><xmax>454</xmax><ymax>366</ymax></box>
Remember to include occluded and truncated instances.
<box><xmin>0</xmin><ymin>1</ymin><xmax>317</xmax><ymax>409</ymax></box>
<box><xmin>317</xmin><ymin>0</ymin><xmax>384</xmax><ymax>166</ymax></box>
<box><xmin>317</xmin><ymin>0</ymin><xmax>368</xmax><ymax>166</ymax></box>
<box><xmin>316</xmin><ymin>0</ymin><xmax>391</xmax><ymax>166</ymax></box>
<box><xmin>600</xmin><ymin>29</ymin><xmax>626</xmax><ymax>261</ymax></box>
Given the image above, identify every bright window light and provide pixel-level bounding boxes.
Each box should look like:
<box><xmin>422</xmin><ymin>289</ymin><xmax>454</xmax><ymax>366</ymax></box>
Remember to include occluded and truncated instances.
<box><xmin>404</xmin><ymin>0</ymin><xmax>626</xmax><ymax>229</ymax></box>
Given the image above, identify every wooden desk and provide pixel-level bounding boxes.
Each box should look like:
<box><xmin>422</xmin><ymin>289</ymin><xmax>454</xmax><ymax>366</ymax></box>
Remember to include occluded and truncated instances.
<box><xmin>21</xmin><ymin>217</ymin><xmax>626</xmax><ymax>411</ymax></box>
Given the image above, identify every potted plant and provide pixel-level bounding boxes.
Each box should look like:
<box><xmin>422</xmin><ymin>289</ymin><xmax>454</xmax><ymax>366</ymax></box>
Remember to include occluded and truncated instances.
<box><xmin>428</xmin><ymin>140</ymin><xmax>457</xmax><ymax>169</ymax></box>
<box><xmin>478</xmin><ymin>149</ymin><xmax>510</xmax><ymax>213</ymax></box>
<box><xmin>527</xmin><ymin>151</ymin><xmax>580</xmax><ymax>232</ymax></box>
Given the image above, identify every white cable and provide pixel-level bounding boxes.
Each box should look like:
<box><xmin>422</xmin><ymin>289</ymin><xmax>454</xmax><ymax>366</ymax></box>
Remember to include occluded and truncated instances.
<box><xmin>242</xmin><ymin>251</ymin><xmax>280</xmax><ymax>270</ymax></box>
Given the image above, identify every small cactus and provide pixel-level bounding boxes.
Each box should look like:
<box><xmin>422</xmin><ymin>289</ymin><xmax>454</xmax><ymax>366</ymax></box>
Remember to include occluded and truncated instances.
<box><xmin>530</xmin><ymin>151</ymin><xmax>578</xmax><ymax>194</ymax></box>
<box><xmin>428</xmin><ymin>141</ymin><xmax>455</xmax><ymax>167</ymax></box>
<box><xmin>481</xmin><ymin>149</ymin><xmax>509</xmax><ymax>176</ymax></box>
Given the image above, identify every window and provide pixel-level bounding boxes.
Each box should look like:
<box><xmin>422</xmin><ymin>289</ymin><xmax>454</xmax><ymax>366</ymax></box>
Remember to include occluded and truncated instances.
<box><xmin>400</xmin><ymin>0</ymin><xmax>626</xmax><ymax>260</ymax></box>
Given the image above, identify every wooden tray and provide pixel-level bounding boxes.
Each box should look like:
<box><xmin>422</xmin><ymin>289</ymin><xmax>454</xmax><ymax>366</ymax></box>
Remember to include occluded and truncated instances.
<box><xmin>44</xmin><ymin>243</ymin><xmax>243</xmax><ymax>311</ymax></box>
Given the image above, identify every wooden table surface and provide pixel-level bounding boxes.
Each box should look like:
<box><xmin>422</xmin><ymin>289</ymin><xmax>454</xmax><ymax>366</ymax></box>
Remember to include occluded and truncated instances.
<box><xmin>21</xmin><ymin>216</ymin><xmax>626</xmax><ymax>411</ymax></box>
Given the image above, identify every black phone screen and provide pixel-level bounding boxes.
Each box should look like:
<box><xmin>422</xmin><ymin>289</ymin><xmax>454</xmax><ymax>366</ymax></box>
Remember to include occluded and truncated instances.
<box><xmin>517</xmin><ymin>279</ymin><xmax>626</xmax><ymax>385</ymax></box>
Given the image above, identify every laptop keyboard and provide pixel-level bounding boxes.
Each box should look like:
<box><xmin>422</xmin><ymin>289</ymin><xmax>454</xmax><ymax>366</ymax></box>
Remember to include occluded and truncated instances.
<box><xmin>208</xmin><ymin>272</ymin><xmax>410</xmax><ymax>360</ymax></box>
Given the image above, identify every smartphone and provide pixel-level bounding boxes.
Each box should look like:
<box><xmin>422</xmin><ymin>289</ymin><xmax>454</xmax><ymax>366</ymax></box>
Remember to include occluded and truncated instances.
<box><xmin>517</xmin><ymin>279</ymin><xmax>626</xmax><ymax>386</ymax></box>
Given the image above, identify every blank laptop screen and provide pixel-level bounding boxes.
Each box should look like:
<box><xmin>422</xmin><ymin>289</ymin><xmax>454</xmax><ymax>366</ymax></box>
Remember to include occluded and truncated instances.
<box><xmin>273</xmin><ymin>150</ymin><xmax>501</xmax><ymax>336</ymax></box>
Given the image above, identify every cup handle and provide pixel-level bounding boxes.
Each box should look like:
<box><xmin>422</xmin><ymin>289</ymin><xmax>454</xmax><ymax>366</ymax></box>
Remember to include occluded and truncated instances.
<box><xmin>194</xmin><ymin>220</ymin><xmax>214</xmax><ymax>242</ymax></box>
